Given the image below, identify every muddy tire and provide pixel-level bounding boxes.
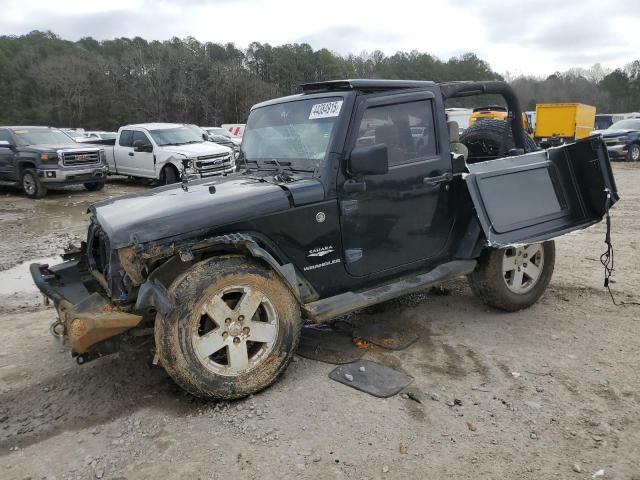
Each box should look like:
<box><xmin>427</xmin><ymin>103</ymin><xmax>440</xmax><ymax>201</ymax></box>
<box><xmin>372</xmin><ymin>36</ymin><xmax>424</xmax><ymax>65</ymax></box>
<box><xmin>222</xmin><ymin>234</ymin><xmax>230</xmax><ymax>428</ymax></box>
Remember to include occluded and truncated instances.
<box><xmin>155</xmin><ymin>256</ymin><xmax>301</xmax><ymax>400</ymax></box>
<box><xmin>461</xmin><ymin>119</ymin><xmax>538</xmax><ymax>163</ymax></box>
<box><xmin>159</xmin><ymin>165</ymin><xmax>179</xmax><ymax>185</ymax></box>
<box><xmin>468</xmin><ymin>241</ymin><xmax>555</xmax><ymax>312</ymax></box>
<box><xmin>21</xmin><ymin>168</ymin><xmax>47</xmax><ymax>198</ymax></box>
<box><xmin>84</xmin><ymin>181</ymin><xmax>105</xmax><ymax>191</ymax></box>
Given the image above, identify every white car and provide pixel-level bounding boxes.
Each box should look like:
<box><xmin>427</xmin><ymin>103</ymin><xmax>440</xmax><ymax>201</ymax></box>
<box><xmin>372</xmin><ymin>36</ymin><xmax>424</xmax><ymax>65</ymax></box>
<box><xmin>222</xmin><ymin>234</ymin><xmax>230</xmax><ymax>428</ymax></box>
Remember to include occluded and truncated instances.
<box><xmin>77</xmin><ymin>131</ymin><xmax>118</xmax><ymax>142</ymax></box>
<box><xmin>104</xmin><ymin>123</ymin><xmax>235</xmax><ymax>184</ymax></box>
<box><xmin>203</xmin><ymin>127</ymin><xmax>242</xmax><ymax>146</ymax></box>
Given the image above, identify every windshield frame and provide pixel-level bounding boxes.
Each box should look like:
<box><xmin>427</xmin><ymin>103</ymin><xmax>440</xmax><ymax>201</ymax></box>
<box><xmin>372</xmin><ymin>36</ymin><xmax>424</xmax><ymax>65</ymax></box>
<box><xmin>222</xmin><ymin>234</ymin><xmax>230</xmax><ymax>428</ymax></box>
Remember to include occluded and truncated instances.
<box><xmin>608</xmin><ymin>119</ymin><xmax>640</xmax><ymax>130</ymax></box>
<box><xmin>241</xmin><ymin>94</ymin><xmax>351</xmax><ymax>176</ymax></box>
<box><xmin>12</xmin><ymin>128</ymin><xmax>78</xmax><ymax>147</ymax></box>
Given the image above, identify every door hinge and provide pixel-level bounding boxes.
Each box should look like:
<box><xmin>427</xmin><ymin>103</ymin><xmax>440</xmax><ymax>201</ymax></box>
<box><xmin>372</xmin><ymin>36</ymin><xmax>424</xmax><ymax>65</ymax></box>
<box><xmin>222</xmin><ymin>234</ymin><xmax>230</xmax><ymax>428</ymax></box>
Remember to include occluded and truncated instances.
<box><xmin>340</xmin><ymin>200</ymin><xmax>358</xmax><ymax>216</ymax></box>
<box><xmin>345</xmin><ymin>248</ymin><xmax>363</xmax><ymax>263</ymax></box>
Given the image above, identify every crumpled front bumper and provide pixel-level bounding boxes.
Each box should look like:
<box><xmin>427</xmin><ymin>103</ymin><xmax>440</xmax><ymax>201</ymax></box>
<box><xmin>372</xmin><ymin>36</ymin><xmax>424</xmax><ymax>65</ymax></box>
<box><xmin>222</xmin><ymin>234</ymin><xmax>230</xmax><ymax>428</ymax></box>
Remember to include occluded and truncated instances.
<box><xmin>30</xmin><ymin>261</ymin><xmax>142</xmax><ymax>356</ymax></box>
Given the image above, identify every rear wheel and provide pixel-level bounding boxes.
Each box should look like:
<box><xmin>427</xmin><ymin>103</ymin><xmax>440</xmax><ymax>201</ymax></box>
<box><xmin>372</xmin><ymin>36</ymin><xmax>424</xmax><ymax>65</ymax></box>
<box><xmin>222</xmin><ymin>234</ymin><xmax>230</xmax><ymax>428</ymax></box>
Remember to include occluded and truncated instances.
<box><xmin>155</xmin><ymin>256</ymin><xmax>301</xmax><ymax>400</ymax></box>
<box><xmin>84</xmin><ymin>181</ymin><xmax>105</xmax><ymax>191</ymax></box>
<box><xmin>627</xmin><ymin>144</ymin><xmax>640</xmax><ymax>162</ymax></box>
<box><xmin>159</xmin><ymin>165</ymin><xmax>179</xmax><ymax>185</ymax></box>
<box><xmin>21</xmin><ymin>168</ymin><xmax>47</xmax><ymax>198</ymax></box>
<box><xmin>468</xmin><ymin>241</ymin><xmax>555</xmax><ymax>311</ymax></box>
<box><xmin>460</xmin><ymin>119</ymin><xmax>538</xmax><ymax>163</ymax></box>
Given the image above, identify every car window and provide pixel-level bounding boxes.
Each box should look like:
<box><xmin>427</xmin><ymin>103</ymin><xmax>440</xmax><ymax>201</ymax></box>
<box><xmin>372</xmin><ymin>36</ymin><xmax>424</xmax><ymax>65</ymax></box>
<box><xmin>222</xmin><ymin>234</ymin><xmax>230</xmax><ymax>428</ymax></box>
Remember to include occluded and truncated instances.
<box><xmin>119</xmin><ymin>130</ymin><xmax>134</xmax><ymax>147</ymax></box>
<box><xmin>0</xmin><ymin>130</ymin><xmax>13</xmax><ymax>144</ymax></box>
<box><xmin>356</xmin><ymin>100</ymin><xmax>437</xmax><ymax>166</ymax></box>
<box><xmin>132</xmin><ymin>131</ymin><xmax>152</xmax><ymax>147</ymax></box>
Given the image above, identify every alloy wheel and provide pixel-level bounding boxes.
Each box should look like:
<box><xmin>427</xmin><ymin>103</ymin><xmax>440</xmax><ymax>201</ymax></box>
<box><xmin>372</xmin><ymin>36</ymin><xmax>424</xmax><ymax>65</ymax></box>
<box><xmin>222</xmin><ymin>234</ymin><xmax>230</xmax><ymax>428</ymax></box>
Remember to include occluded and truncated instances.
<box><xmin>192</xmin><ymin>285</ymin><xmax>278</xmax><ymax>376</ymax></box>
<box><xmin>22</xmin><ymin>173</ymin><xmax>37</xmax><ymax>195</ymax></box>
<box><xmin>502</xmin><ymin>243</ymin><xmax>545</xmax><ymax>294</ymax></box>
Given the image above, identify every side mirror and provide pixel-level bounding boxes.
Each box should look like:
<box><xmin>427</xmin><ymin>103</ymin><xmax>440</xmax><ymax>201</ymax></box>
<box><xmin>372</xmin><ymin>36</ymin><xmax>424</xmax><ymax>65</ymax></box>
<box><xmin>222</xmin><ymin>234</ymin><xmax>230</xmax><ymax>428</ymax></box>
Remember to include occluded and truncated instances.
<box><xmin>133</xmin><ymin>140</ymin><xmax>152</xmax><ymax>153</ymax></box>
<box><xmin>0</xmin><ymin>140</ymin><xmax>12</xmax><ymax>148</ymax></box>
<box><xmin>202</xmin><ymin>133</ymin><xmax>208</xmax><ymax>141</ymax></box>
<box><xmin>349</xmin><ymin>143</ymin><xmax>389</xmax><ymax>176</ymax></box>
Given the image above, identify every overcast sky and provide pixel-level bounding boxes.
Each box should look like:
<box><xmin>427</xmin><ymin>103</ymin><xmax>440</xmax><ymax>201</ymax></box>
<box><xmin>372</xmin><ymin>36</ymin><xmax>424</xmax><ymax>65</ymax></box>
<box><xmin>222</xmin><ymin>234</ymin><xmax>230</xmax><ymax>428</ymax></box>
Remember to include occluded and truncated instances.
<box><xmin>1</xmin><ymin>0</ymin><xmax>638</xmax><ymax>77</ymax></box>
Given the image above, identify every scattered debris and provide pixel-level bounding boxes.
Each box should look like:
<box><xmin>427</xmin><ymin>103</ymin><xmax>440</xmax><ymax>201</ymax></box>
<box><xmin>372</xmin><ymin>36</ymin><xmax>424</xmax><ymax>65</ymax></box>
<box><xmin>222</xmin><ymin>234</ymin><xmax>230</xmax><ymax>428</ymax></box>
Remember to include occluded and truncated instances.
<box><xmin>573</xmin><ymin>463</ymin><xmax>582</xmax><ymax>473</ymax></box>
<box><xmin>399</xmin><ymin>441</ymin><xmax>408</xmax><ymax>454</ymax></box>
<box><xmin>592</xmin><ymin>469</ymin><xmax>605</xmax><ymax>478</ymax></box>
<box><xmin>511</xmin><ymin>372</ymin><xmax>521</xmax><ymax>378</ymax></box>
<box><xmin>359</xmin><ymin>365</ymin><xmax>366</xmax><ymax>372</ymax></box>
<box><xmin>329</xmin><ymin>360</ymin><xmax>414</xmax><ymax>398</ymax></box>
<box><xmin>530</xmin><ymin>432</ymin><xmax>537</xmax><ymax>439</ymax></box>
<box><xmin>406</xmin><ymin>392</ymin><xmax>422</xmax><ymax>404</ymax></box>
<box><xmin>382</xmin><ymin>465</ymin><xmax>390</xmax><ymax>473</ymax></box>
<box><xmin>466</xmin><ymin>422</ymin><xmax>477</xmax><ymax>432</ymax></box>
<box><xmin>430</xmin><ymin>392</ymin><xmax>440</xmax><ymax>402</ymax></box>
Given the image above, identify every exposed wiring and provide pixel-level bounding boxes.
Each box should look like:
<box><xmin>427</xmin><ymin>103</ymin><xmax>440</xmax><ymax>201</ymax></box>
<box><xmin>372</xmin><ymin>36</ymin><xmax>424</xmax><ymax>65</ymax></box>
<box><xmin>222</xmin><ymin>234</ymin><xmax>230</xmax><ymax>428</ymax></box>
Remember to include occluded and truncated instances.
<box><xmin>600</xmin><ymin>189</ymin><xmax>640</xmax><ymax>307</ymax></box>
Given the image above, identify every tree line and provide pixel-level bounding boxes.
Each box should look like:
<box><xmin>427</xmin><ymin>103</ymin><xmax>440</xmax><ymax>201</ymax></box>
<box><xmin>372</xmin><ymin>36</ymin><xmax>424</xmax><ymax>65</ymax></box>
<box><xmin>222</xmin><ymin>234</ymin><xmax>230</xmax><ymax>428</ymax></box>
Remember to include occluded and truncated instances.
<box><xmin>1</xmin><ymin>31</ymin><xmax>639</xmax><ymax>130</ymax></box>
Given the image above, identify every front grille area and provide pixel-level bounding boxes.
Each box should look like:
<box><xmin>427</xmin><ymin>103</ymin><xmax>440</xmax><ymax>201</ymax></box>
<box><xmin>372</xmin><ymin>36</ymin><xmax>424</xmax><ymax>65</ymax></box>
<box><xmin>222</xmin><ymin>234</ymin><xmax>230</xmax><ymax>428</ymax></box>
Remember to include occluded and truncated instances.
<box><xmin>62</xmin><ymin>150</ymin><xmax>101</xmax><ymax>166</ymax></box>
<box><xmin>195</xmin><ymin>152</ymin><xmax>232</xmax><ymax>172</ymax></box>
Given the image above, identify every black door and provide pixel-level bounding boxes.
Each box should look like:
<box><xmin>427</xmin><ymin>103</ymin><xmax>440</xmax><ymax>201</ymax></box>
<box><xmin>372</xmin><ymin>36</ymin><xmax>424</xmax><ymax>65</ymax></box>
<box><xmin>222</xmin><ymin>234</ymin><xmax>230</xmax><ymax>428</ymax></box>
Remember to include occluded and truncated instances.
<box><xmin>339</xmin><ymin>90</ymin><xmax>455</xmax><ymax>277</ymax></box>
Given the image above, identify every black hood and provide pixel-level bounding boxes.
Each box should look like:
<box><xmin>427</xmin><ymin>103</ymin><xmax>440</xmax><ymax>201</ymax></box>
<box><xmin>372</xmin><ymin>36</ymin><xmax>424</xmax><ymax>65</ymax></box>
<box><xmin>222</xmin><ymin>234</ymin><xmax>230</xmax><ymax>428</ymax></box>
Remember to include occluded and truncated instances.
<box><xmin>90</xmin><ymin>174</ymin><xmax>324</xmax><ymax>249</ymax></box>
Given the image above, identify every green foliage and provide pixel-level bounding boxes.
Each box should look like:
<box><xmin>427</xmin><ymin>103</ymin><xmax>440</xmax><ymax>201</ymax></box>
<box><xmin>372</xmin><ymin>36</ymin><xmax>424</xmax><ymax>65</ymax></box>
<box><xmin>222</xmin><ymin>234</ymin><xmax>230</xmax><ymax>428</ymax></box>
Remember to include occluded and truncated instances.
<box><xmin>0</xmin><ymin>31</ymin><xmax>637</xmax><ymax>128</ymax></box>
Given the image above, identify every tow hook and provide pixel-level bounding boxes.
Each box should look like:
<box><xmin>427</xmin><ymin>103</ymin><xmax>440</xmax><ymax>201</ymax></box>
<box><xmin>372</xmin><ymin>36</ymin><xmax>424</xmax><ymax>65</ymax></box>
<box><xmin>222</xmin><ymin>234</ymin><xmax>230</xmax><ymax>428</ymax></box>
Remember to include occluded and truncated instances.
<box><xmin>50</xmin><ymin>319</ymin><xmax>66</xmax><ymax>341</ymax></box>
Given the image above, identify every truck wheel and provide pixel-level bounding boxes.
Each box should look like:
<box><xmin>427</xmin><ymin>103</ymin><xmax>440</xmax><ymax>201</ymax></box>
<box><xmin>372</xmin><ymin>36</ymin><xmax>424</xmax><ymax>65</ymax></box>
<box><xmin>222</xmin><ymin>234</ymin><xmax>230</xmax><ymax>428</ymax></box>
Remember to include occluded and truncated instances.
<box><xmin>84</xmin><ymin>181</ymin><xmax>105</xmax><ymax>191</ymax></box>
<box><xmin>468</xmin><ymin>241</ymin><xmax>555</xmax><ymax>312</ymax></box>
<box><xmin>627</xmin><ymin>144</ymin><xmax>640</xmax><ymax>162</ymax></box>
<box><xmin>155</xmin><ymin>256</ymin><xmax>301</xmax><ymax>400</ymax></box>
<box><xmin>21</xmin><ymin>168</ymin><xmax>47</xmax><ymax>198</ymax></box>
<box><xmin>159</xmin><ymin>165</ymin><xmax>179</xmax><ymax>185</ymax></box>
<box><xmin>460</xmin><ymin>119</ymin><xmax>538</xmax><ymax>163</ymax></box>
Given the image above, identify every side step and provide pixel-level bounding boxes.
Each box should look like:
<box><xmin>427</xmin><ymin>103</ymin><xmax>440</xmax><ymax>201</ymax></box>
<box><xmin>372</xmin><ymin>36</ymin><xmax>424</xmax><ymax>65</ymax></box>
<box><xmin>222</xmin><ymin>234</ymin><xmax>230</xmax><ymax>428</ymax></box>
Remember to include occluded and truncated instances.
<box><xmin>303</xmin><ymin>260</ymin><xmax>477</xmax><ymax>323</ymax></box>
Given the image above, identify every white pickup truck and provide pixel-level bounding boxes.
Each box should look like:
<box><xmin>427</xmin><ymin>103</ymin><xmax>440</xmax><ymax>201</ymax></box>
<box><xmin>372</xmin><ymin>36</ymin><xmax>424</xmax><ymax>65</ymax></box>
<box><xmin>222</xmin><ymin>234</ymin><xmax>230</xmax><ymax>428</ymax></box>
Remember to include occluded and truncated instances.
<box><xmin>104</xmin><ymin>123</ymin><xmax>235</xmax><ymax>184</ymax></box>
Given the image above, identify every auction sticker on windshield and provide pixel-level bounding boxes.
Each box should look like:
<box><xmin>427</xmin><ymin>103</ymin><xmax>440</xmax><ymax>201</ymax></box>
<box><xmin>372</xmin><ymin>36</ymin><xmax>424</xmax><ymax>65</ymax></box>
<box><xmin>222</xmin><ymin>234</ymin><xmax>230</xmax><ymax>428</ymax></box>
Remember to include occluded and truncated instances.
<box><xmin>309</xmin><ymin>100</ymin><xmax>343</xmax><ymax>119</ymax></box>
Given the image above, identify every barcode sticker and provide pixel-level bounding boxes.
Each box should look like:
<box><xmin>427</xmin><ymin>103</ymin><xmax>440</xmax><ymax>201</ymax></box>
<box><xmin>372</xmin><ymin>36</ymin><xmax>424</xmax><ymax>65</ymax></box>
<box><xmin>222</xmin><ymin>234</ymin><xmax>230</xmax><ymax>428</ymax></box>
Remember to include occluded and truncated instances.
<box><xmin>309</xmin><ymin>100</ymin><xmax>343</xmax><ymax>119</ymax></box>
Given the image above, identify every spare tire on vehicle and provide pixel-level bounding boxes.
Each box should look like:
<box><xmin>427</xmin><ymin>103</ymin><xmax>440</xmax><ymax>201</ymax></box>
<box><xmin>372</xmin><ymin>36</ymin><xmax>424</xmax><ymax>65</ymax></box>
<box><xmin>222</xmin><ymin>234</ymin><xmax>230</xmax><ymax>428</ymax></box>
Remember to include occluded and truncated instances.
<box><xmin>460</xmin><ymin>118</ymin><xmax>538</xmax><ymax>164</ymax></box>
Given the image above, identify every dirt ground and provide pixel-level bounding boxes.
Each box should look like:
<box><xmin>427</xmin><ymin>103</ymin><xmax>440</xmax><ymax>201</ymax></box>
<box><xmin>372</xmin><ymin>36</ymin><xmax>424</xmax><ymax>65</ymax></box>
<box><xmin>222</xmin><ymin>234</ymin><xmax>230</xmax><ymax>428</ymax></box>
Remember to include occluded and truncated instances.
<box><xmin>0</xmin><ymin>167</ymin><xmax>638</xmax><ymax>480</ymax></box>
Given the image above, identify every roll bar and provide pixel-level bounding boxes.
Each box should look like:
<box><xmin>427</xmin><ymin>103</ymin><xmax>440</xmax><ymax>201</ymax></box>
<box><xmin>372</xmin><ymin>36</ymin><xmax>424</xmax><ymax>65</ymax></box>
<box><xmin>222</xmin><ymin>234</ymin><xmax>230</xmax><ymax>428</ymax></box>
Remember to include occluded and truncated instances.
<box><xmin>439</xmin><ymin>81</ymin><xmax>528</xmax><ymax>151</ymax></box>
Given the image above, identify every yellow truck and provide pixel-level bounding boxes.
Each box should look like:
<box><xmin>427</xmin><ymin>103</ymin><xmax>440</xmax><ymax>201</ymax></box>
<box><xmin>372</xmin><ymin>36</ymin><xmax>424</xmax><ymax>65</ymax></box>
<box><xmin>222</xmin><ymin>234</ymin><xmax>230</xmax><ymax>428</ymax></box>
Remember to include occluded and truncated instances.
<box><xmin>534</xmin><ymin>103</ymin><xmax>596</xmax><ymax>146</ymax></box>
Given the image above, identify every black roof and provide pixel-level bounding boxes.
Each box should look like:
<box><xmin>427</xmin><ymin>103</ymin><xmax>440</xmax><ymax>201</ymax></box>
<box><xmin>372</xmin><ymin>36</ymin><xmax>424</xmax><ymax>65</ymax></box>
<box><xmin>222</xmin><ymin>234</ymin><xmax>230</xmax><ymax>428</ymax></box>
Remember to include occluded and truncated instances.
<box><xmin>300</xmin><ymin>79</ymin><xmax>435</xmax><ymax>93</ymax></box>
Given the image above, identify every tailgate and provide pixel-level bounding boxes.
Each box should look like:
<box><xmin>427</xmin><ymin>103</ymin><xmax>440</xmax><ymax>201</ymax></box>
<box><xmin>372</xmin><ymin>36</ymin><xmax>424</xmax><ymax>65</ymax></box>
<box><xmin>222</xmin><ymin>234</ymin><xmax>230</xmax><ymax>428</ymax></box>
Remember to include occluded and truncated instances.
<box><xmin>465</xmin><ymin>135</ymin><xmax>618</xmax><ymax>246</ymax></box>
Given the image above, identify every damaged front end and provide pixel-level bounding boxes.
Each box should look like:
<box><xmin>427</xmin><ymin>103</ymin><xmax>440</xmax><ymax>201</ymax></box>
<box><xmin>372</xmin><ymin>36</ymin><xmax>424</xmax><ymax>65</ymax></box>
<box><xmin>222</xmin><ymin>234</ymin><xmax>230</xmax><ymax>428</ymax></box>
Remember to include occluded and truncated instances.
<box><xmin>30</xmin><ymin>238</ymin><xmax>150</xmax><ymax>363</ymax></box>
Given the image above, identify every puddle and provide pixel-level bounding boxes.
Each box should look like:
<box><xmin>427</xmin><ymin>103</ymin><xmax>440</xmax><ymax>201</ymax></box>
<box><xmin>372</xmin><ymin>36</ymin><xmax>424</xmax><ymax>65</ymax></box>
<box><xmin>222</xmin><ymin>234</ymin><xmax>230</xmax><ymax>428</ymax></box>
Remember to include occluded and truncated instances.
<box><xmin>0</xmin><ymin>257</ymin><xmax>61</xmax><ymax>297</ymax></box>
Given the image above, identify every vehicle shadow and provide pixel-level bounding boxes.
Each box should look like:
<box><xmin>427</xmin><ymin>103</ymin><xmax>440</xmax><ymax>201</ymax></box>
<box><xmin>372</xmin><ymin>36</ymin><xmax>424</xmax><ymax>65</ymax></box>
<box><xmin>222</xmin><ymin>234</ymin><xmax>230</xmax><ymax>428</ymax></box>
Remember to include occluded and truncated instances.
<box><xmin>0</xmin><ymin>350</ymin><xmax>206</xmax><ymax>452</ymax></box>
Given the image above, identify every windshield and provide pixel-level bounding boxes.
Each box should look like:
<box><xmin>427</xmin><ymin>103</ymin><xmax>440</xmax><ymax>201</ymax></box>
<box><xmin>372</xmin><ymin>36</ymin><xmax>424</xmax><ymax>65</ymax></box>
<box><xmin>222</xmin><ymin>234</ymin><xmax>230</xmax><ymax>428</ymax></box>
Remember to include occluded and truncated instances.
<box><xmin>241</xmin><ymin>97</ymin><xmax>342</xmax><ymax>171</ymax></box>
<box><xmin>13</xmin><ymin>128</ymin><xmax>77</xmax><ymax>146</ymax></box>
<box><xmin>149</xmin><ymin>126</ymin><xmax>204</xmax><ymax>146</ymax></box>
<box><xmin>206</xmin><ymin>127</ymin><xmax>231</xmax><ymax>137</ymax></box>
<box><xmin>608</xmin><ymin>119</ymin><xmax>640</xmax><ymax>130</ymax></box>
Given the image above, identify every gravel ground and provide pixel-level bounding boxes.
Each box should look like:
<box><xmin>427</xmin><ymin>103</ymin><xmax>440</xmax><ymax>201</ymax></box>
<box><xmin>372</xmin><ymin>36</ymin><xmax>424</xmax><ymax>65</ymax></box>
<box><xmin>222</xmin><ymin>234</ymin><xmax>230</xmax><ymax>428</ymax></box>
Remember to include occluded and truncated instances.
<box><xmin>0</xmin><ymin>166</ymin><xmax>638</xmax><ymax>480</ymax></box>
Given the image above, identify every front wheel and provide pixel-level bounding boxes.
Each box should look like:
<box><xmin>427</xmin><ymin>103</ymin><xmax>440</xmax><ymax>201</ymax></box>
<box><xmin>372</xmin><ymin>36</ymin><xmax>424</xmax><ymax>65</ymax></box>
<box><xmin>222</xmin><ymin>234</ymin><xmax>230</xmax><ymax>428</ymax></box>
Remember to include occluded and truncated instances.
<box><xmin>155</xmin><ymin>256</ymin><xmax>301</xmax><ymax>400</ymax></box>
<box><xmin>627</xmin><ymin>144</ymin><xmax>640</xmax><ymax>162</ymax></box>
<box><xmin>468</xmin><ymin>241</ymin><xmax>555</xmax><ymax>311</ymax></box>
<box><xmin>84</xmin><ymin>181</ymin><xmax>105</xmax><ymax>191</ymax></box>
<box><xmin>21</xmin><ymin>168</ymin><xmax>47</xmax><ymax>198</ymax></box>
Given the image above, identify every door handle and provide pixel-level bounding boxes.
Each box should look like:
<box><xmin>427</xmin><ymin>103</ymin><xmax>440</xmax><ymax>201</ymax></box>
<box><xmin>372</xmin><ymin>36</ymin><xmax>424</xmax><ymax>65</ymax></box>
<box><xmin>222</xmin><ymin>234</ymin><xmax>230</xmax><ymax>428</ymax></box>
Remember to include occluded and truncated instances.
<box><xmin>128</xmin><ymin>152</ymin><xmax>134</xmax><ymax>156</ymax></box>
<box><xmin>423</xmin><ymin>172</ymin><xmax>452</xmax><ymax>186</ymax></box>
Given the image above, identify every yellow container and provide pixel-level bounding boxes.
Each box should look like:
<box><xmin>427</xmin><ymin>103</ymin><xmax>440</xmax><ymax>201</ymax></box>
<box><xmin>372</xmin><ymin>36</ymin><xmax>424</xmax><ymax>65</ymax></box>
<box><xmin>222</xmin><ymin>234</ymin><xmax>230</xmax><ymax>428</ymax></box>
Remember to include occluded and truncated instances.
<box><xmin>534</xmin><ymin>103</ymin><xmax>596</xmax><ymax>140</ymax></box>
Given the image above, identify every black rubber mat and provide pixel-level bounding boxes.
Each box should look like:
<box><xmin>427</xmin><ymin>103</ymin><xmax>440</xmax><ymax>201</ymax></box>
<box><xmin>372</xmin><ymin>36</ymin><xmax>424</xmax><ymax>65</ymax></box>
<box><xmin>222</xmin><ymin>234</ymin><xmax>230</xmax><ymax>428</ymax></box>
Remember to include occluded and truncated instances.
<box><xmin>329</xmin><ymin>359</ymin><xmax>414</xmax><ymax>398</ymax></box>
<box><xmin>296</xmin><ymin>325</ymin><xmax>365</xmax><ymax>364</ymax></box>
<box><xmin>353</xmin><ymin>320</ymin><xmax>419</xmax><ymax>351</ymax></box>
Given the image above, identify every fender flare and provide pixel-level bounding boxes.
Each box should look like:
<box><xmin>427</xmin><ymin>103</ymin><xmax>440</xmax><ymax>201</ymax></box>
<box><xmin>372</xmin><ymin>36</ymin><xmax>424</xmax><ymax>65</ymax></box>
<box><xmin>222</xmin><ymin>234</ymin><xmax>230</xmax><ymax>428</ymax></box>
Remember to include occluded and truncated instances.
<box><xmin>134</xmin><ymin>233</ymin><xmax>317</xmax><ymax>315</ymax></box>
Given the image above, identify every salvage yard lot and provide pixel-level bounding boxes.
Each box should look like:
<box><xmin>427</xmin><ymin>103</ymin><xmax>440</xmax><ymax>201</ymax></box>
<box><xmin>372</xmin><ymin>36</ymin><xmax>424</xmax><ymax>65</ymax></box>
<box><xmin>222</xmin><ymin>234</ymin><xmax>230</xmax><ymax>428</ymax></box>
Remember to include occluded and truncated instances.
<box><xmin>0</xmin><ymin>165</ymin><xmax>639</xmax><ymax>480</ymax></box>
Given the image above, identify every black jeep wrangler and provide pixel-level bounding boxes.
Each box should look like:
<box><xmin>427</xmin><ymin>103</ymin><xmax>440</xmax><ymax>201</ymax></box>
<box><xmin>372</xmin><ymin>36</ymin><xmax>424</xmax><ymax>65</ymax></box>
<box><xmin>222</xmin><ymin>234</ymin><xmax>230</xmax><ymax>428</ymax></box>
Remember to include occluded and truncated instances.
<box><xmin>31</xmin><ymin>80</ymin><xmax>618</xmax><ymax>399</ymax></box>
<box><xmin>0</xmin><ymin>126</ymin><xmax>108</xmax><ymax>198</ymax></box>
